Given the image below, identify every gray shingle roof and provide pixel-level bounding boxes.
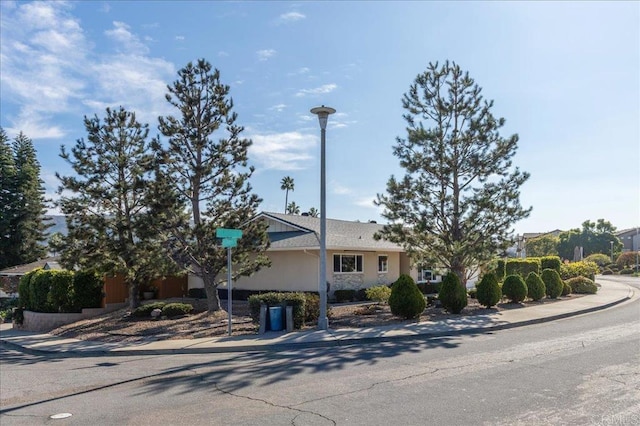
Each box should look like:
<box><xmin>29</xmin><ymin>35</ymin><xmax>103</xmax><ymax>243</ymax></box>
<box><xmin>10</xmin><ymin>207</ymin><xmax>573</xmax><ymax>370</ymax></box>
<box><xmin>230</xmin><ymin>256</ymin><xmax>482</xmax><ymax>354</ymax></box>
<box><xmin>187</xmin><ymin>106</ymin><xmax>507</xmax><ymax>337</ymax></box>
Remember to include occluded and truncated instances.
<box><xmin>258</xmin><ymin>212</ymin><xmax>403</xmax><ymax>252</ymax></box>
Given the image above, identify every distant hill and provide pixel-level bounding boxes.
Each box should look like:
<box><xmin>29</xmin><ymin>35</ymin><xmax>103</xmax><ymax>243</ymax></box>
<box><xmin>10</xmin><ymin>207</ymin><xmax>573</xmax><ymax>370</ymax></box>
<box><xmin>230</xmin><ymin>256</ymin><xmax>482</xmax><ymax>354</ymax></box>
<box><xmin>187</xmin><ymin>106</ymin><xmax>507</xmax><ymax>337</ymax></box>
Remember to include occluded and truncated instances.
<box><xmin>45</xmin><ymin>216</ymin><xmax>68</xmax><ymax>237</ymax></box>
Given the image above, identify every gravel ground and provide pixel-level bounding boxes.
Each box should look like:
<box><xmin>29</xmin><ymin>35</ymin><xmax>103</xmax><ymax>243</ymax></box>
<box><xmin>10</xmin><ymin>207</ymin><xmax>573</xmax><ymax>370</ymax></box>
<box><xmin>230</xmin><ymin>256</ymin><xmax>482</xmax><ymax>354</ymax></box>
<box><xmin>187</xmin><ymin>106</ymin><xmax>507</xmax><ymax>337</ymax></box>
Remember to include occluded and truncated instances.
<box><xmin>47</xmin><ymin>294</ymin><xmax>584</xmax><ymax>344</ymax></box>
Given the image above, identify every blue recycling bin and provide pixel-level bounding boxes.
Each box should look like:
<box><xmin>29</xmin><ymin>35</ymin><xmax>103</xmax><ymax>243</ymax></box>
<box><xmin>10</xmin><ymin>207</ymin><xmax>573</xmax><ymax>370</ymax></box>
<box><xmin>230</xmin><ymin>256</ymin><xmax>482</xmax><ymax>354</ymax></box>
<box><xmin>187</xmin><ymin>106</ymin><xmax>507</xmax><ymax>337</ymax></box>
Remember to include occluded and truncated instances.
<box><xmin>269</xmin><ymin>306</ymin><xmax>283</xmax><ymax>331</ymax></box>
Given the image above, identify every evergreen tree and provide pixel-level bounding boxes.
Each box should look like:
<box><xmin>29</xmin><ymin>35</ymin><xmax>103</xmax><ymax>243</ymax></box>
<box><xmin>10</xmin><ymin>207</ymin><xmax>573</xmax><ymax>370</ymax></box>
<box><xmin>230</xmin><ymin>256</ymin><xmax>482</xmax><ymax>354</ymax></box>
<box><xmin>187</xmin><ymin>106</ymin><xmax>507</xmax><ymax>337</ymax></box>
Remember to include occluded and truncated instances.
<box><xmin>157</xmin><ymin>59</ymin><xmax>270</xmax><ymax>313</ymax></box>
<box><xmin>526</xmin><ymin>234</ymin><xmax>559</xmax><ymax>257</ymax></box>
<box><xmin>56</xmin><ymin>107</ymin><xmax>174</xmax><ymax>309</ymax></box>
<box><xmin>3</xmin><ymin>132</ymin><xmax>50</xmax><ymax>266</ymax></box>
<box><xmin>376</xmin><ymin>61</ymin><xmax>531</xmax><ymax>283</ymax></box>
<box><xmin>280</xmin><ymin>176</ymin><xmax>294</xmax><ymax>213</ymax></box>
<box><xmin>0</xmin><ymin>128</ymin><xmax>17</xmax><ymax>268</ymax></box>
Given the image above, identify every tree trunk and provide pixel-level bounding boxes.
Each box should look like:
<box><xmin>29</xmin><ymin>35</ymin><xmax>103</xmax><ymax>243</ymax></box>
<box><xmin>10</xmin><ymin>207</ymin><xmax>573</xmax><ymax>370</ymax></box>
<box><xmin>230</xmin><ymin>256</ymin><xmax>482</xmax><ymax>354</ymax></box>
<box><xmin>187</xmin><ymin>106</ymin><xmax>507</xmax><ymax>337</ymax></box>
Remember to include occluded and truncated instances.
<box><xmin>203</xmin><ymin>273</ymin><xmax>221</xmax><ymax>313</ymax></box>
<box><xmin>450</xmin><ymin>257</ymin><xmax>467</xmax><ymax>287</ymax></box>
<box><xmin>128</xmin><ymin>281</ymin><xmax>140</xmax><ymax>310</ymax></box>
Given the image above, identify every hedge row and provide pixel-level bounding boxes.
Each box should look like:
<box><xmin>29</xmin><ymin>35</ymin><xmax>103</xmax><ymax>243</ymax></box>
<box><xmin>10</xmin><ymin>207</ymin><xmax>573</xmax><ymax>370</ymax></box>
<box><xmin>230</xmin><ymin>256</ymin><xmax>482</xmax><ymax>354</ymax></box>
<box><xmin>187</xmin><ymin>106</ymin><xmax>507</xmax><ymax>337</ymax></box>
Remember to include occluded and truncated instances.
<box><xmin>18</xmin><ymin>269</ymin><xmax>103</xmax><ymax>313</ymax></box>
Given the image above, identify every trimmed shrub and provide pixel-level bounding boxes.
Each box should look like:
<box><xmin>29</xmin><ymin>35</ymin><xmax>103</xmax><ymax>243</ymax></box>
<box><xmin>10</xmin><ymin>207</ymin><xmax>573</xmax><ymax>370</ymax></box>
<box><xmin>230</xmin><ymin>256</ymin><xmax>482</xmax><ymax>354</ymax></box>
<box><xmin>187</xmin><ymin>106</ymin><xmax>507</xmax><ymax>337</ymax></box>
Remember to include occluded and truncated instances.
<box><xmin>188</xmin><ymin>288</ymin><xmax>207</xmax><ymax>299</ymax></box>
<box><xmin>476</xmin><ymin>273</ymin><xmax>501</xmax><ymax>308</ymax></box>
<box><xmin>303</xmin><ymin>293</ymin><xmax>320</xmax><ymax>324</ymax></box>
<box><xmin>133</xmin><ymin>302</ymin><xmax>167</xmax><ymax>318</ymax></box>
<box><xmin>616</xmin><ymin>251</ymin><xmax>638</xmax><ymax>269</ymax></box>
<box><xmin>495</xmin><ymin>259</ymin><xmax>506</xmax><ymax>282</ymax></box>
<box><xmin>566</xmin><ymin>276</ymin><xmax>598</xmax><ymax>294</ymax></box>
<box><xmin>366</xmin><ymin>285</ymin><xmax>392</xmax><ymax>304</ymax></box>
<box><xmin>334</xmin><ymin>289</ymin><xmax>356</xmax><ymax>303</ymax></box>
<box><xmin>541</xmin><ymin>268</ymin><xmax>564</xmax><ymax>299</ymax></box>
<box><xmin>30</xmin><ymin>270</ymin><xmax>55</xmax><ymax>312</ymax></box>
<box><xmin>18</xmin><ymin>269</ymin><xmax>38</xmax><ymax>309</ymax></box>
<box><xmin>438</xmin><ymin>272</ymin><xmax>468</xmax><ymax>314</ymax></box>
<box><xmin>162</xmin><ymin>303</ymin><xmax>193</xmax><ymax>317</ymax></box>
<box><xmin>540</xmin><ymin>256</ymin><xmax>562</xmax><ymax>273</ymax></box>
<box><xmin>584</xmin><ymin>253</ymin><xmax>611</xmax><ymax>268</ymax></box>
<box><xmin>601</xmin><ymin>268</ymin><xmax>614</xmax><ymax>275</ymax></box>
<box><xmin>73</xmin><ymin>271</ymin><xmax>104</xmax><ymax>310</ymax></box>
<box><xmin>562</xmin><ymin>281</ymin><xmax>572</xmax><ymax>296</ymax></box>
<box><xmin>49</xmin><ymin>270</ymin><xmax>75</xmax><ymax>313</ymax></box>
<box><xmin>560</xmin><ymin>261</ymin><xmax>599</xmax><ymax>281</ymax></box>
<box><xmin>525</xmin><ymin>272</ymin><xmax>546</xmax><ymax>302</ymax></box>
<box><xmin>506</xmin><ymin>259</ymin><xmax>540</xmax><ymax>278</ymax></box>
<box><xmin>467</xmin><ymin>288</ymin><xmax>477</xmax><ymax>299</ymax></box>
<box><xmin>248</xmin><ymin>292</ymin><xmax>307</xmax><ymax>329</ymax></box>
<box><xmin>417</xmin><ymin>282</ymin><xmax>441</xmax><ymax>294</ymax></box>
<box><xmin>619</xmin><ymin>268</ymin><xmax>634</xmax><ymax>275</ymax></box>
<box><xmin>502</xmin><ymin>274</ymin><xmax>528</xmax><ymax>303</ymax></box>
<box><xmin>389</xmin><ymin>274</ymin><xmax>426</xmax><ymax>319</ymax></box>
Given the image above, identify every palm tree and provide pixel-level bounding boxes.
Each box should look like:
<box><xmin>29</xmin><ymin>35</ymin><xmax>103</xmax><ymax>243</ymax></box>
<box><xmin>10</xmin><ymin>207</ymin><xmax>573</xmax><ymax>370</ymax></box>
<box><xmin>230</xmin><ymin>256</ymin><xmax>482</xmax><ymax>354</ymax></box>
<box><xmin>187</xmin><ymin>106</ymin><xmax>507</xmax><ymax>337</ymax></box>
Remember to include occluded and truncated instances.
<box><xmin>308</xmin><ymin>207</ymin><xmax>319</xmax><ymax>217</ymax></box>
<box><xmin>286</xmin><ymin>201</ymin><xmax>300</xmax><ymax>215</ymax></box>
<box><xmin>280</xmin><ymin>176</ymin><xmax>294</xmax><ymax>213</ymax></box>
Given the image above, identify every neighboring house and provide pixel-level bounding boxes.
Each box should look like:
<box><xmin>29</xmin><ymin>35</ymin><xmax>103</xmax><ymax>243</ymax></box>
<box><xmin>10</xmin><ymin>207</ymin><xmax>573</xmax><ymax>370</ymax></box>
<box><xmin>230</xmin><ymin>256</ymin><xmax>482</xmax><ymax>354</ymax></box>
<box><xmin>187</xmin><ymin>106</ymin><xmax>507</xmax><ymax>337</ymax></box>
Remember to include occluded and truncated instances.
<box><xmin>197</xmin><ymin>212</ymin><xmax>442</xmax><ymax>295</ymax></box>
<box><xmin>615</xmin><ymin>228</ymin><xmax>640</xmax><ymax>252</ymax></box>
<box><xmin>0</xmin><ymin>256</ymin><xmax>62</xmax><ymax>298</ymax></box>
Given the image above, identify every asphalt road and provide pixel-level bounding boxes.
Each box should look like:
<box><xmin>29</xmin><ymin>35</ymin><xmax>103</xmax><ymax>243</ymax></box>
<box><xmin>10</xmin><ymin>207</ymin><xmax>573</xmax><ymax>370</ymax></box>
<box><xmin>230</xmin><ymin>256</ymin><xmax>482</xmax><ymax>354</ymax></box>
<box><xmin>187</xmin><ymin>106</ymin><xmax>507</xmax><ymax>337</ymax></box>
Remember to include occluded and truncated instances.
<box><xmin>1</xmin><ymin>276</ymin><xmax>638</xmax><ymax>425</ymax></box>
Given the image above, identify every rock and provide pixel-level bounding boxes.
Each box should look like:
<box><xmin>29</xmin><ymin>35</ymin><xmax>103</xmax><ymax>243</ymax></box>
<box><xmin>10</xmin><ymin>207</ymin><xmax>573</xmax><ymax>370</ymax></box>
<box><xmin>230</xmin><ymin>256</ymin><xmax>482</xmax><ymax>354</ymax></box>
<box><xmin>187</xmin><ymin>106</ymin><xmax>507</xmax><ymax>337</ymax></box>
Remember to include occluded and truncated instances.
<box><xmin>151</xmin><ymin>308</ymin><xmax>162</xmax><ymax>318</ymax></box>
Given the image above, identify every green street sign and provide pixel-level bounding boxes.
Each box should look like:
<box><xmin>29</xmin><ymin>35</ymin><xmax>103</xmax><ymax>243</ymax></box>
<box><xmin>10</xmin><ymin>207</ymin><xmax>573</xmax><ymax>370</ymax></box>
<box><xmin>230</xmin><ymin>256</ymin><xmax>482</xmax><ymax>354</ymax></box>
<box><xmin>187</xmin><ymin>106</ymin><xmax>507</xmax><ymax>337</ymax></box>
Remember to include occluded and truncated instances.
<box><xmin>221</xmin><ymin>238</ymin><xmax>237</xmax><ymax>248</ymax></box>
<box><xmin>216</xmin><ymin>228</ymin><xmax>243</xmax><ymax>239</ymax></box>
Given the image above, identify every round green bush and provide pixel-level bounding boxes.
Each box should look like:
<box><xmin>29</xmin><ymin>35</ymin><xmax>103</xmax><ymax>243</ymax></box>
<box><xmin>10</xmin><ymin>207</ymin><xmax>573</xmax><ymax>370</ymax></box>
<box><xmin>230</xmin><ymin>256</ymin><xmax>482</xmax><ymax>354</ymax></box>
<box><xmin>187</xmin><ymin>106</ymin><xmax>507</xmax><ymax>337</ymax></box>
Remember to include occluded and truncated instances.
<box><xmin>562</xmin><ymin>281</ymin><xmax>572</xmax><ymax>296</ymax></box>
<box><xmin>566</xmin><ymin>276</ymin><xmax>598</xmax><ymax>294</ymax></box>
<box><xmin>601</xmin><ymin>268</ymin><xmax>614</xmax><ymax>275</ymax></box>
<box><xmin>541</xmin><ymin>268</ymin><xmax>564</xmax><ymax>299</ymax></box>
<box><xmin>162</xmin><ymin>303</ymin><xmax>193</xmax><ymax>317</ymax></box>
<box><xmin>438</xmin><ymin>272</ymin><xmax>468</xmax><ymax>314</ymax></box>
<box><xmin>389</xmin><ymin>274</ymin><xmax>426</xmax><ymax>319</ymax></box>
<box><xmin>502</xmin><ymin>275</ymin><xmax>528</xmax><ymax>303</ymax></box>
<box><xmin>133</xmin><ymin>302</ymin><xmax>167</xmax><ymax>318</ymax></box>
<box><xmin>366</xmin><ymin>285</ymin><xmax>392</xmax><ymax>304</ymax></box>
<box><xmin>476</xmin><ymin>272</ymin><xmax>501</xmax><ymax>308</ymax></box>
<box><xmin>525</xmin><ymin>272</ymin><xmax>545</xmax><ymax>302</ymax></box>
<box><xmin>619</xmin><ymin>268</ymin><xmax>634</xmax><ymax>275</ymax></box>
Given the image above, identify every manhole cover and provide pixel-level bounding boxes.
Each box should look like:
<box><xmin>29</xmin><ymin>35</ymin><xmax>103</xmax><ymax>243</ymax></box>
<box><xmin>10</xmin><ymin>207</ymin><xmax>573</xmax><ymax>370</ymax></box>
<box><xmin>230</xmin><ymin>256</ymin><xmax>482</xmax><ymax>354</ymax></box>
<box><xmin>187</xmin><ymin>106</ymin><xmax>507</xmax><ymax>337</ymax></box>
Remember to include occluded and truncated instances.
<box><xmin>50</xmin><ymin>413</ymin><xmax>72</xmax><ymax>419</ymax></box>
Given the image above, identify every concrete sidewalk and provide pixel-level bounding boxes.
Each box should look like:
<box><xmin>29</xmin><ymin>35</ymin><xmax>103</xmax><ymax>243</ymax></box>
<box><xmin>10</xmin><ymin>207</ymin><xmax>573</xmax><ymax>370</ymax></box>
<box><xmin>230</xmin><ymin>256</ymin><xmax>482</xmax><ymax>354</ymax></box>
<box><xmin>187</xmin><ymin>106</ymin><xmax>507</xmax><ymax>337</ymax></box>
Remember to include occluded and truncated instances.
<box><xmin>0</xmin><ymin>278</ymin><xmax>635</xmax><ymax>356</ymax></box>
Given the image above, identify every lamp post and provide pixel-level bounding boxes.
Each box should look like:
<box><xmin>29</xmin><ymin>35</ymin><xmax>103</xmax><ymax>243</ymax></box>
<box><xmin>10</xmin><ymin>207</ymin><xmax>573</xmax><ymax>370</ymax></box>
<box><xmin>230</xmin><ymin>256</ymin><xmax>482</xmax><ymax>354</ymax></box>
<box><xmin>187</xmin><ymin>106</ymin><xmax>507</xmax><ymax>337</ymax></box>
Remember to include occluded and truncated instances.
<box><xmin>310</xmin><ymin>105</ymin><xmax>335</xmax><ymax>330</ymax></box>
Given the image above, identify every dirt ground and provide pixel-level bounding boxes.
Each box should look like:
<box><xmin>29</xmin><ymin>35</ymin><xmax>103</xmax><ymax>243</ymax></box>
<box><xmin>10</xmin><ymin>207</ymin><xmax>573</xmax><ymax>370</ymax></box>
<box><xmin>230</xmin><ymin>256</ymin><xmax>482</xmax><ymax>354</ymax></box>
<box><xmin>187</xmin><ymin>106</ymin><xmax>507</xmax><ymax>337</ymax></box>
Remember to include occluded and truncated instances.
<box><xmin>48</xmin><ymin>295</ymin><xmax>583</xmax><ymax>344</ymax></box>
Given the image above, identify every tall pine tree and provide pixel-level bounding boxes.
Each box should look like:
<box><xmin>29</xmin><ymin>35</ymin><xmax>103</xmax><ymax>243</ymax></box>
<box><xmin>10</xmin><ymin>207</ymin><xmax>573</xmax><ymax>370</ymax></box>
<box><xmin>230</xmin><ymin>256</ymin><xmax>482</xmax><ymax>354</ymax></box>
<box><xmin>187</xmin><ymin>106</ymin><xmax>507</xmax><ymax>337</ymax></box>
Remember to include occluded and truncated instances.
<box><xmin>157</xmin><ymin>59</ymin><xmax>270</xmax><ymax>313</ymax></box>
<box><xmin>0</xmin><ymin>130</ymin><xmax>50</xmax><ymax>267</ymax></box>
<box><xmin>376</xmin><ymin>61</ymin><xmax>531</xmax><ymax>283</ymax></box>
<box><xmin>0</xmin><ymin>128</ymin><xmax>17</xmax><ymax>268</ymax></box>
<box><xmin>57</xmin><ymin>107</ymin><xmax>175</xmax><ymax>309</ymax></box>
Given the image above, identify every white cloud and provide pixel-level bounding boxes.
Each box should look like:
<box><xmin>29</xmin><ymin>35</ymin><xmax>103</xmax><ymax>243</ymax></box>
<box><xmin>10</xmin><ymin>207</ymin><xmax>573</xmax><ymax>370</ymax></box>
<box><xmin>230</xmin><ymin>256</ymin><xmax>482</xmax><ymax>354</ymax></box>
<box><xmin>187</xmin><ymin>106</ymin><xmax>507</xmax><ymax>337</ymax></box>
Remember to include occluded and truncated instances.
<box><xmin>278</xmin><ymin>11</ymin><xmax>306</xmax><ymax>23</ymax></box>
<box><xmin>287</xmin><ymin>67</ymin><xmax>310</xmax><ymax>77</ymax></box>
<box><xmin>105</xmin><ymin>21</ymin><xmax>149</xmax><ymax>54</ymax></box>
<box><xmin>295</xmin><ymin>83</ymin><xmax>337</xmax><ymax>97</ymax></box>
<box><xmin>331</xmin><ymin>182</ymin><xmax>352</xmax><ymax>195</ymax></box>
<box><xmin>249</xmin><ymin>131</ymin><xmax>317</xmax><ymax>170</ymax></box>
<box><xmin>270</xmin><ymin>104</ymin><xmax>287</xmax><ymax>112</ymax></box>
<box><xmin>218</xmin><ymin>51</ymin><xmax>229</xmax><ymax>57</ymax></box>
<box><xmin>256</xmin><ymin>49</ymin><xmax>276</xmax><ymax>61</ymax></box>
<box><xmin>175</xmin><ymin>35</ymin><xmax>185</xmax><ymax>41</ymax></box>
<box><xmin>354</xmin><ymin>196</ymin><xmax>377</xmax><ymax>209</ymax></box>
<box><xmin>0</xmin><ymin>2</ymin><xmax>177</xmax><ymax>138</ymax></box>
<box><xmin>99</xmin><ymin>2</ymin><xmax>111</xmax><ymax>13</ymax></box>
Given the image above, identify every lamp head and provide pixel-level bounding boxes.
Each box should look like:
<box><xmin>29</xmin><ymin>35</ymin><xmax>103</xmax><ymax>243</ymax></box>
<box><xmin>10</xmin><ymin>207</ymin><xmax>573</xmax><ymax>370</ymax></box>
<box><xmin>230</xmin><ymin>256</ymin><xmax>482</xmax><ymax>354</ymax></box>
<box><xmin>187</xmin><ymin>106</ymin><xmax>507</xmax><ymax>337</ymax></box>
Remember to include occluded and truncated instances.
<box><xmin>310</xmin><ymin>105</ymin><xmax>336</xmax><ymax>130</ymax></box>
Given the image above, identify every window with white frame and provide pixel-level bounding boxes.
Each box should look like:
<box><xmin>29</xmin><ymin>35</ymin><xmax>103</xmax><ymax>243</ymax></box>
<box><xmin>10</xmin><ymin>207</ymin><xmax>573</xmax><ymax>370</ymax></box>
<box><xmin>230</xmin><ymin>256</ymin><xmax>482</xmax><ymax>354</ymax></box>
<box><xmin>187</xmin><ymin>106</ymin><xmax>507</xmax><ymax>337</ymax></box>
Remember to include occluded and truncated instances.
<box><xmin>333</xmin><ymin>254</ymin><xmax>363</xmax><ymax>273</ymax></box>
<box><xmin>378</xmin><ymin>255</ymin><xmax>388</xmax><ymax>273</ymax></box>
<box><xmin>417</xmin><ymin>267</ymin><xmax>433</xmax><ymax>283</ymax></box>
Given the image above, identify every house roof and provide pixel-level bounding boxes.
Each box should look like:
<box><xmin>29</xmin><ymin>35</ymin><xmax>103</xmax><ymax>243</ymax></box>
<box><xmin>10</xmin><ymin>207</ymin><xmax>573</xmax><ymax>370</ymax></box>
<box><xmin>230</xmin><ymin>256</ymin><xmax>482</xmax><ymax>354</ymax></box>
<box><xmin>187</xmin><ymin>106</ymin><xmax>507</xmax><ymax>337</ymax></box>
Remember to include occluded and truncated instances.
<box><xmin>255</xmin><ymin>212</ymin><xmax>404</xmax><ymax>252</ymax></box>
<box><xmin>615</xmin><ymin>228</ymin><xmax>639</xmax><ymax>237</ymax></box>
<box><xmin>0</xmin><ymin>256</ymin><xmax>61</xmax><ymax>276</ymax></box>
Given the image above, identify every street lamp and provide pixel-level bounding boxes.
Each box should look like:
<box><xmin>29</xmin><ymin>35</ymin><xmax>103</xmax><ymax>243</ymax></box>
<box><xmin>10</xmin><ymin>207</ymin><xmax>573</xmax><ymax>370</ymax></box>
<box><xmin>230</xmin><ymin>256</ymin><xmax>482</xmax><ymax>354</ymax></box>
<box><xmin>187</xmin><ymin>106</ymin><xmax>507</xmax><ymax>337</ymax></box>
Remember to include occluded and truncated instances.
<box><xmin>310</xmin><ymin>105</ymin><xmax>335</xmax><ymax>330</ymax></box>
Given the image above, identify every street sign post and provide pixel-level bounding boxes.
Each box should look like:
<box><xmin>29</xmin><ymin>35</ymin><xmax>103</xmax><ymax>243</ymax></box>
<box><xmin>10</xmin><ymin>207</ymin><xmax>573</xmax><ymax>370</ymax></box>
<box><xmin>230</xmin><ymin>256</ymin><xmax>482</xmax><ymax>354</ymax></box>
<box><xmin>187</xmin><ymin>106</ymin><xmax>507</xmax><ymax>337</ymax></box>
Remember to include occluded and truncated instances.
<box><xmin>216</xmin><ymin>228</ymin><xmax>243</xmax><ymax>336</ymax></box>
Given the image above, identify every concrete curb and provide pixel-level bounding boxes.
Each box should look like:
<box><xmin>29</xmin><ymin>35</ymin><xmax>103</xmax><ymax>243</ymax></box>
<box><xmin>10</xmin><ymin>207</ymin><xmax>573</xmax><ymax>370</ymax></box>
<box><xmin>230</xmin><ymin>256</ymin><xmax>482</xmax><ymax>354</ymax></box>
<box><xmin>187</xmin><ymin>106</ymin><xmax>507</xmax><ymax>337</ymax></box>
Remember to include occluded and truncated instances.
<box><xmin>0</xmin><ymin>281</ymin><xmax>634</xmax><ymax>357</ymax></box>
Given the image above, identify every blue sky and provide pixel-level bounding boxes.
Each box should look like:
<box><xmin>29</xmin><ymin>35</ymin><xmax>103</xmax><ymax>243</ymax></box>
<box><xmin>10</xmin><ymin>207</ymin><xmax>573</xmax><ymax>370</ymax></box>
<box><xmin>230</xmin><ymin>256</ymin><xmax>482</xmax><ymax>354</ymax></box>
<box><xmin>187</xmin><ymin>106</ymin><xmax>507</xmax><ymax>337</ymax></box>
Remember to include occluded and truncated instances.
<box><xmin>1</xmin><ymin>1</ymin><xmax>638</xmax><ymax>235</ymax></box>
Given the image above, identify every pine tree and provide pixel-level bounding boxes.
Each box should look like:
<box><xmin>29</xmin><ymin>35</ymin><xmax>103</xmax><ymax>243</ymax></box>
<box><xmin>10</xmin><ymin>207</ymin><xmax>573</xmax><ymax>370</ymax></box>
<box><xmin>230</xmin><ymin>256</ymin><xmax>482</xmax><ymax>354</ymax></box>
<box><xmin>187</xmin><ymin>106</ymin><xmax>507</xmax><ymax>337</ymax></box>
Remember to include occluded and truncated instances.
<box><xmin>56</xmin><ymin>107</ymin><xmax>175</xmax><ymax>309</ymax></box>
<box><xmin>157</xmin><ymin>59</ymin><xmax>270</xmax><ymax>313</ymax></box>
<box><xmin>0</xmin><ymin>128</ymin><xmax>17</xmax><ymax>268</ymax></box>
<box><xmin>10</xmin><ymin>132</ymin><xmax>50</xmax><ymax>265</ymax></box>
<box><xmin>376</xmin><ymin>61</ymin><xmax>531</xmax><ymax>283</ymax></box>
